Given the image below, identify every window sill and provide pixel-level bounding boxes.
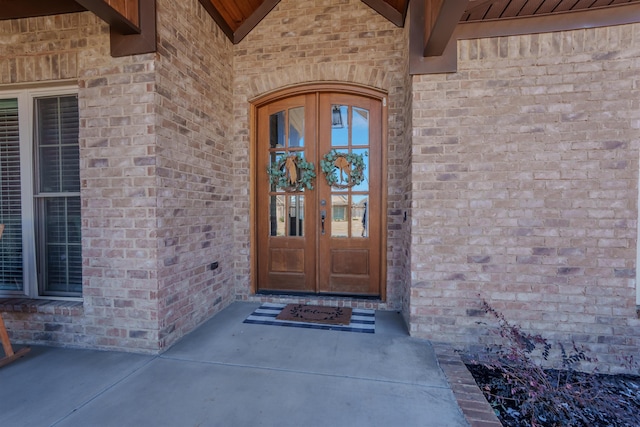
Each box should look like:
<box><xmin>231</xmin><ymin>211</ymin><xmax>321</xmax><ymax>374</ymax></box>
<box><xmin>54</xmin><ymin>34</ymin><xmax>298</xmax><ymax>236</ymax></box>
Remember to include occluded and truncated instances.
<box><xmin>0</xmin><ymin>298</ymin><xmax>83</xmax><ymax>316</ymax></box>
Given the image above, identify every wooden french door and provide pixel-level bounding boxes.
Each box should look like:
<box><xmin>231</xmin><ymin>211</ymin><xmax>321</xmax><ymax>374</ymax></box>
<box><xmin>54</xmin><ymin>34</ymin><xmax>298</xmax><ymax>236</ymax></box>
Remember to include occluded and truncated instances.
<box><xmin>256</xmin><ymin>90</ymin><xmax>384</xmax><ymax>296</ymax></box>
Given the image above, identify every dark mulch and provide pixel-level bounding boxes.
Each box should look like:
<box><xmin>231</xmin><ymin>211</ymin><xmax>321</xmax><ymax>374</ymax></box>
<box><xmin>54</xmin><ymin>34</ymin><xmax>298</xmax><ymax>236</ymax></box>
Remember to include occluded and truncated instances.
<box><xmin>466</xmin><ymin>363</ymin><xmax>640</xmax><ymax>427</ymax></box>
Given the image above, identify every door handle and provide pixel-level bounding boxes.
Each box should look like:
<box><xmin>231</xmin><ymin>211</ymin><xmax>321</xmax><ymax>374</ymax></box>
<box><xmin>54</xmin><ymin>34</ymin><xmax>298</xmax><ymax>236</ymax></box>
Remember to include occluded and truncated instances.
<box><xmin>320</xmin><ymin>210</ymin><xmax>326</xmax><ymax>235</ymax></box>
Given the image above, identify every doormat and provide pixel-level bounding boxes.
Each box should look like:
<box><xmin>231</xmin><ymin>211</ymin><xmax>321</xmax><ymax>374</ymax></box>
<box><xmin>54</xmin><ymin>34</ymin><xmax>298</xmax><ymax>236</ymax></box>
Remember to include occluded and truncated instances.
<box><xmin>276</xmin><ymin>304</ymin><xmax>352</xmax><ymax>325</ymax></box>
<box><xmin>243</xmin><ymin>303</ymin><xmax>375</xmax><ymax>333</ymax></box>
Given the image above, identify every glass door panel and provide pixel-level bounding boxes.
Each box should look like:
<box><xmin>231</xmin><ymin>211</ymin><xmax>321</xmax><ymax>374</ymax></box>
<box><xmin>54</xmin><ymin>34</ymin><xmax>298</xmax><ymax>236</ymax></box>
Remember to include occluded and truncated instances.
<box><xmin>352</xmin><ymin>107</ymin><xmax>369</xmax><ymax>146</ymax></box>
<box><xmin>352</xmin><ymin>195</ymin><xmax>368</xmax><ymax>238</ymax></box>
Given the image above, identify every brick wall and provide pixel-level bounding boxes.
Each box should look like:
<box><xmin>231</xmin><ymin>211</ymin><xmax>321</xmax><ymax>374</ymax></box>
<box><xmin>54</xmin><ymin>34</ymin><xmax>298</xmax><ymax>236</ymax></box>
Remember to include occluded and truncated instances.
<box><xmin>410</xmin><ymin>25</ymin><xmax>640</xmax><ymax>371</ymax></box>
<box><xmin>154</xmin><ymin>0</ymin><xmax>235</xmax><ymax>349</ymax></box>
<box><xmin>4</xmin><ymin>1</ymin><xmax>638</xmax><ymax>371</ymax></box>
<box><xmin>232</xmin><ymin>0</ymin><xmax>409</xmax><ymax>308</ymax></box>
<box><xmin>399</xmin><ymin>13</ymin><xmax>413</xmax><ymax>321</ymax></box>
<box><xmin>80</xmin><ymin>50</ymin><xmax>159</xmax><ymax>351</ymax></box>
<box><xmin>0</xmin><ymin>1</ymin><xmax>235</xmax><ymax>352</ymax></box>
<box><xmin>0</xmin><ymin>12</ymin><xmax>163</xmax><ymax>351</ymax></box>
<box><xmin>0</xmin><ymin>13</ymin><xmax>98</xmax><ymax>84</ymax></box>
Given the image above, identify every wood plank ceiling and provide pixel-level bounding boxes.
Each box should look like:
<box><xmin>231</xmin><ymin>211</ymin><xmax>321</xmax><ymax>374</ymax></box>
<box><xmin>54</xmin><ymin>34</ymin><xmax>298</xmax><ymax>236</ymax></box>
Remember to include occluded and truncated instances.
<box><xmin>3</xmin><ymin>0</ymin><xmax>639</xmax><ymax>34</ymax></box>
<box><xmin>202</xmin><ymin>0</ymin><xmax>640</xmax><ymax>33</ymax></box>
<box><xmin>5</xmin><ymin>1</ymin><xmax>636</xmax><ymax>31</ymax></box>
<box><xmin>462</xmin><ymin>0</ymin><xmax>640</xmax><ymax>21</ymax></box>
<box><xmin>208</xmin><ymin>0</ymin><xmax>265</xmax><ymax>33</ymax></box>
<box><xmin>1</xmin><ymin>0</ymin><xmax>640</xmax><ymax>54</ymax></box>
<box><xmin>200</xmin><ymin>0</ymin><xmax>640</xmax><ymax>43</ymax></box>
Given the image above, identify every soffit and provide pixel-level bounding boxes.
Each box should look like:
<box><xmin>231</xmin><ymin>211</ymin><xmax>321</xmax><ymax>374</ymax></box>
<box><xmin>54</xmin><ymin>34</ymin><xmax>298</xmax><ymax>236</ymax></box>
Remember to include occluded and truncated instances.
<box><xmin>462</xmin><ymin>0</ymin><xmax>640</xmax><ymax>21</ymax></box>
<box><xmin>208</xmin><ymin>0</ymin><xmax>273</xmax><ymax>33</ymax></box>
<box><xmin>2</xmin><ymin>0</ymin><xmax>640</xmax><ymax>54</ymax></box>
<box><xmin>204</xmin><ymin>0</ymin><xmax>408</xmax><ymax>33</ymax></box>
<box><xmin>197</xmin><ymin>0</ymin><xmax>640</xmax><ymax>42</ymax></box>
<box><xmin>2</xmin><ymin>0</ymin><xmax>639</xmax><ymax>28</ymax></box>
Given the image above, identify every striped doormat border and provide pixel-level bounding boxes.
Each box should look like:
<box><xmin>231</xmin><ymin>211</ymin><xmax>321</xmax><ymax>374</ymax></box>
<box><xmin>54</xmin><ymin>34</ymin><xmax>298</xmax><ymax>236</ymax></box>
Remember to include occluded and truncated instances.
<box><xmin>243</xmin><ymin>303</ymin><xmax>375</xmax><ymax>333</ymax></box>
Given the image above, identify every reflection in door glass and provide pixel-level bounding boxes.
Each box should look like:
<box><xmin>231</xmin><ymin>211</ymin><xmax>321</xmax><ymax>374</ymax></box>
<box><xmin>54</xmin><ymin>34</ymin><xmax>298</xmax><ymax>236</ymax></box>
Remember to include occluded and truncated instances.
<box><xmin>269</xmin><ymin>151</ymin><xmax>286</xmax><ymax>191</ymax></box>
<box><xmin>331</xmin><ymin>105</ymin><xmax>348</xmax><ymax>147</ymax></box>
<box><xmin>288</xmin><ymin>195</ymin><xmax>304</xmax><ymax>236</ymax></box>
<box><xmin>331</xmin><ymin>194</ymin><xmax>348</xmax><ymax>237</ymax></box>
<box><xmin>351</xmin><ymin>148</ymin><xmax>369</xmax><ymax>192</ymax></box>
<box><xmin>352</xmin><ymin>107</ymin><xmax>369</xmax><ymax>146</ymax></box>
<box><xmin>269</xmin><ymin>195</ymin><xmax>305</xmax><ymax>237</ymax></box>
<box><xmin>269</xmin><ymin>195</ymin><xmax>285</xmax><ymax>236</ymax></box>
<box><xmin>288</xmin><ymin>107</ymin><xmax>304</xmax><ymax>147</ymax></box>
<box><xmin>269</xmin><ymin>111</ymin><xmax>285</xmax><ymax>148</ymax></box>
<box><xmin>352</xmin><ymin>195</ymin><xmax>368</xmax><ymax>238</ymax></box>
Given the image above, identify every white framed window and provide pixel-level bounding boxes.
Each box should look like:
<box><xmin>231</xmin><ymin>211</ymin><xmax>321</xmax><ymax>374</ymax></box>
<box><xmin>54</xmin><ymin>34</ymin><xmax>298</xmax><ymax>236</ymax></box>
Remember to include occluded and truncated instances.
<box><xmin>0</xmin><ymin>86</ymin><xmax>81</xmax><ymax>299</ymax></box>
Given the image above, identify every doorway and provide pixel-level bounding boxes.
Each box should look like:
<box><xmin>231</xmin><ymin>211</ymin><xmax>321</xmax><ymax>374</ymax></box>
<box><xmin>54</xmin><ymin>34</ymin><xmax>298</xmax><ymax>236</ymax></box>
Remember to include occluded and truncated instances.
<box><xmin>254</xmin><ymin>87</ymin><xmax>386</xmax><ymax>297</ymax></box>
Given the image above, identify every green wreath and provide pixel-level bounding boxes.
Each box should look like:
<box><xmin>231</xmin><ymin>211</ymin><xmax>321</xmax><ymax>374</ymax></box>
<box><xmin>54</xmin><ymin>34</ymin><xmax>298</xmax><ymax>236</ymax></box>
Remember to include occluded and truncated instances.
<box><xmin>267</xmin><ymin>153</ymin><xmax>316</xmax><ymax>191</ymax></box>
<box><xmin>320</xmin><ymin>150</ymin><xmax>367</xmax><ymax>188</ymax></box>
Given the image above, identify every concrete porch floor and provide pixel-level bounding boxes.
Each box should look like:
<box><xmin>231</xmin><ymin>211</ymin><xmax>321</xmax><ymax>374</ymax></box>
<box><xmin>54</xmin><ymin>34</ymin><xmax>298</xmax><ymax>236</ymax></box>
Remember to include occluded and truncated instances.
<box><xmin>0</xmin><ymin>302</ymin><xmax>494</xmax><ymax>427</ymax></box>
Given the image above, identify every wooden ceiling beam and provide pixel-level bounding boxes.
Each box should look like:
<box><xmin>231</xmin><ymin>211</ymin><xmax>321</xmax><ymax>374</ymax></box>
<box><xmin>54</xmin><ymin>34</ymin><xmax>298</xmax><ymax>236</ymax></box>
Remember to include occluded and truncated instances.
<box><xmin>361</xmin><ymin>0</ymin><xmax>408</xmax><ymax>26</ymax></box>
<box><xmin>0</xmin><ymin>0</ymin><xmax>155</xmax><ymax>57</ymax></box>
<box><xmin>78</xmin><ymin>0</ymin><xmax>157</xmax><ymax>57</ymax></box>
<box><xmin>198</xmin><ymin>0</ymin><xmax>280</xmax><ymax>44</ymax></box>
<box><xmin>75</xmin><ymin>0</ymin><xmax>141</xmax><ymax>35</ymax></box>
<box><xmin>108</xmin><ymin>0</ymin><xmax>156</xmax><ymax>57</ymax></box>
<box><xmin>0</xmin><ymin>0</ymin><xmax>86</xmax><ymax>20</ymax></box>
<box><xmin>197</xmin><ymin>0</ymin><xmax>234</xmax><ymax>41</ymax></box>
<box><xmin>233</xmin><ymin>0</ymin><xmax>280</xmax><ymax>43</ymax></box>
<box><xmin>411</xmin><ymin>2</ymin><xmax>640</xmax><ymax>74</ymax></box>
<box><xmin>422</xmin><ymin>0</ymin><xmax>470</xmax><ymax>57</ymax></box>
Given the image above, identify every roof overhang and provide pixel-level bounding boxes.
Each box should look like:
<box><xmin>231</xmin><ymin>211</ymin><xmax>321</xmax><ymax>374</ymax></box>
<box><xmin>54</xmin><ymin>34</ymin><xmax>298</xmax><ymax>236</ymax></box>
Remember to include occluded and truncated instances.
<box><xmin>410</xmin><ymin>1</ymin><xmax>640</xmax><ymax>74</ymax></box>
<box><xmin>2</xmin><ymin>0</ymin><xmax>640</xmax><ymax>68</ymax></box>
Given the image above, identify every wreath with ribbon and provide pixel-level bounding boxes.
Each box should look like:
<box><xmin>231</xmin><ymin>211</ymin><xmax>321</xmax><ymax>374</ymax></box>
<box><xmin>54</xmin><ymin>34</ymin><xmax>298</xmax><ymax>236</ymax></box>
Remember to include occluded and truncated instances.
<box><xmin>267</xmin><ymin>153</ymin><xmax>316</xmax><ymax>191</ymax></box>
<box><xmin>320</xmin><ymin>150</ymin><xmax>367</xmax><ymax>188</ymax></box>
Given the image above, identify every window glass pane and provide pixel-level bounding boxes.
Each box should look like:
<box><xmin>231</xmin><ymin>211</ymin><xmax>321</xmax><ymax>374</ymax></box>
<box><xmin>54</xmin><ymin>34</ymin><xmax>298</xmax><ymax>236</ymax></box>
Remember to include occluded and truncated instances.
<box><xmin>39</xmin><ymin>146</ymin><xmax>61</xmax><ymax>192</ymax></box>
<box><xmin>288</xmin><ymin>107</ymin><xmax>304</xmax><ymax>148</ymax></box>
<box><xmin>352</xmin><ymin>195</ymin><xmax>368</xmax><ymax>238</ymax></box>
<box><xmin>331</xmin><ymin>195</ymin><xmax>348</xmax><ymax>237</ymax></box>
<box><xmin>36</xmin><ymin>95</ymin><xmax>80</xmax><ymax>193</ymax></box>
<box><xmin>331</xmin><ymin>105</ymin><xmax>348</xmax><ymax>147</ymax></box>
<box><xmin>270</xmin><ymin>195</ymin><xmax>285</xmax><ymax>237</ymax></box>
<box><xmin>35</xmin><ymin>94</ymin><xmax>81</xmax><ymax>296</ymax></box>
<box><xmin>351</xmin><ymin>148</ymin><xmax>369</xmax><ymax>192</ymax></box>
<box><xmin>287</xmin><ymin>195</ymin><xmax>304</xmax><ymax>236</ymax></box>
<box><xmin>37</xmin><ymin>97</ymin><xmax>62</xmax><ymax>146</ymax></box>
<box><xmin>0</xmin><ymin>98</ymin><xmax>23</xmax><ymax>291</ymax></box>
<box><xmin>269</xmin><ymin>111</ymin><xmax>285</xmax><ymax>148</ymax></box>
<box><xmin>269</xmin><ymin>151</ymin><xmax>286</xmax><ymax>192</ymax></box>
<box><xmin>352</xmin><ymin>107</ymin><xmax>369</xmax><ymax>146</ymax></box>
<box><xmin>45</xmin><ymin>245</ymin><xmax>81</xmax><ymax>294</ymax></box>
<box><xmin>61</xmin><ymin>144</ymin><xmax>80</xmax><ymax>192</ymax></box>
<box><xmin>42</xmin><ymin>196</ymin><xmax>82</xmax><ymax>294</ymax></box>
<box><xmin>67</xmin><ymin>196</ymin><xmax>82</xmax><ymax>243</ymax></box>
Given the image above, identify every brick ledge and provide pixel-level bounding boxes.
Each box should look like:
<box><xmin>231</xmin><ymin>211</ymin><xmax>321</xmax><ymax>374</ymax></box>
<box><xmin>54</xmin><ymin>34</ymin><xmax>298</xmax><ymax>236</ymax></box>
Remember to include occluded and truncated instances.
<box><xmin>0</xmin><ymin>298</ymin><xmax>83</xmax><ymax>316</ymax></box>
<box><xmin>432</xmin><ymin>343</ymin><xmax>503</xmax><ymax>427</ymax></box>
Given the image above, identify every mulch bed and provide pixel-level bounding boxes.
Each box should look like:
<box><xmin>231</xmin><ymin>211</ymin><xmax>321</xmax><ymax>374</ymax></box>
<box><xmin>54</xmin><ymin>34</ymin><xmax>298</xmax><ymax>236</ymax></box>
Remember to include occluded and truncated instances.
<box><xmin>466</xmin><ymin>363</ymin><xmax>640</xmax><ymax>427</ymax></box>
